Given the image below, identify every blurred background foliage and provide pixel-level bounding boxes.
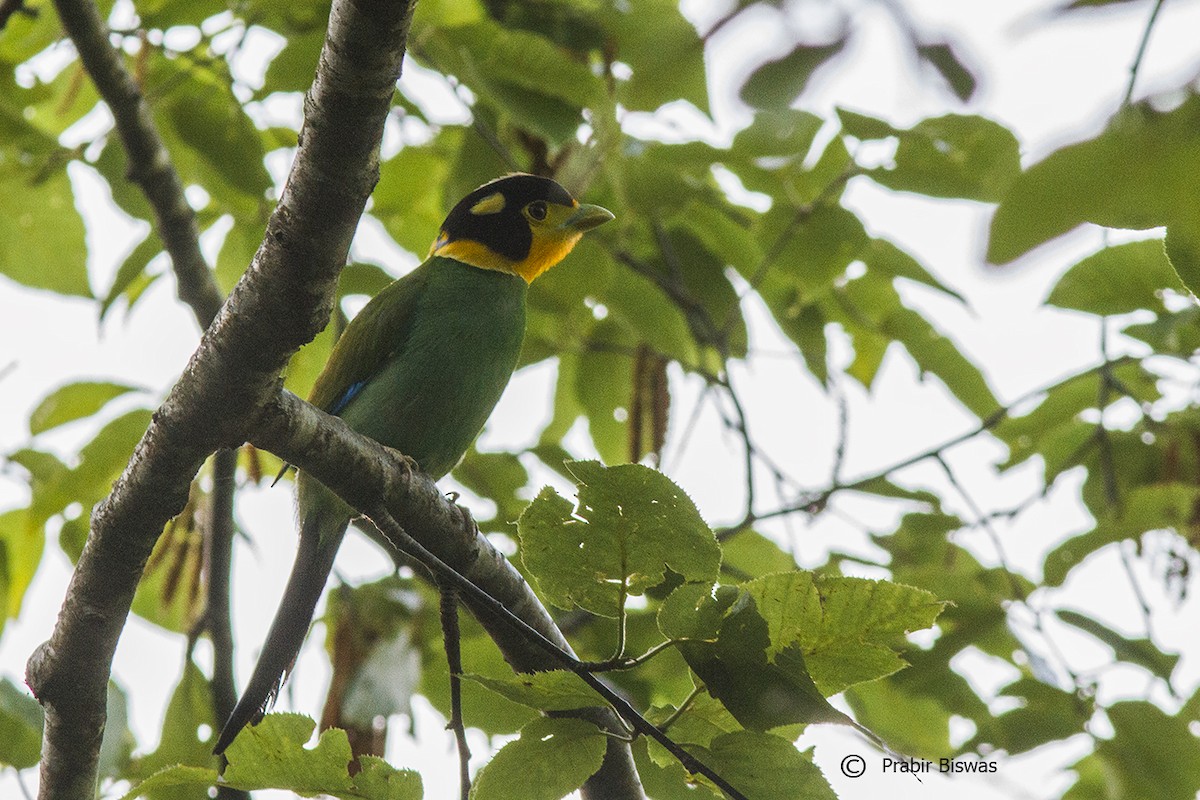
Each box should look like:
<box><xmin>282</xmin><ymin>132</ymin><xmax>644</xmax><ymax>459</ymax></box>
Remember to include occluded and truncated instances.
<box><xmin>1</xmin><ymin>0</ymin><xmax>1199</xmax><ymax>797</ymax></box>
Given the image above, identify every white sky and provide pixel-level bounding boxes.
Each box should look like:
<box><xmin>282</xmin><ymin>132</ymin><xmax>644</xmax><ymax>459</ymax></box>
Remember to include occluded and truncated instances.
<box><xmin>2</xmin><ymin>0</ymin><xmax>1200</xmax><ymax>798</ymax></box>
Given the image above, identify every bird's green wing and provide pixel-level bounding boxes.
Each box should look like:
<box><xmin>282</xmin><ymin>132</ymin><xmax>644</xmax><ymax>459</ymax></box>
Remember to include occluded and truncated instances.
<box><xmin>308</xmin><ymin>260</ymin><xmax>432</xmax><ymax>415</ymax></box>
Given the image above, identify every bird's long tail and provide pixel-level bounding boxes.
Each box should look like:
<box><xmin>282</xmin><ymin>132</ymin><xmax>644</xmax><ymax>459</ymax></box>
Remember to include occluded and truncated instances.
<box><xmin>213</xmin><ymin>494</ymin><xmax>349</xmax><ymax>755</ymax></box>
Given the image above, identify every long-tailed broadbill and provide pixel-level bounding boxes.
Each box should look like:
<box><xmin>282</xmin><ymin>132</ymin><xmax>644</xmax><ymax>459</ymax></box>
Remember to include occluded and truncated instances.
<box><xmin>214</xmin><ymin>174</ymin><xmax>614</xmax><ymax>754</ymax></box>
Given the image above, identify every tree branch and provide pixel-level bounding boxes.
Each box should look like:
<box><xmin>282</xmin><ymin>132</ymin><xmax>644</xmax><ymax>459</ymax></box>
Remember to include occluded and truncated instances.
<box><xmin>52</xmin><ymin>0</ymin><xmax>223</xmax><ymax>327</ymax></box>
<box><xmin>206</xmin><ymin>448</ymin><xmax>247</xmax><ymax>800</ymax></box>
<box><xmin>26</xmin><ymin>1</ymin><xmax>416</xmax><ymax>796</ymax></box>
<box><xmin>251</xmin><ymin>391</ymin><xmax>651</xmax><ymax>800</ymax></box>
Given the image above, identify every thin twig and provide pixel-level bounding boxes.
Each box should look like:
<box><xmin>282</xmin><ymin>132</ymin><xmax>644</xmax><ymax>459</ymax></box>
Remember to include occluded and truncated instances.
<box><xmin>727</xmin><ymin>355</ymin><xmax>1138</xmax><ymax>537</ymax></box>
<box><xmin>1122</xmin><ymin>0</ymin><xmax>1167</xmax><ymax>106</ymax></box>
<box><xmin>206</xmin><ymin>448</ymin><xmax>249</xmax><ymax>800</ymax></box>
<box><xmin>659</xmin><ymin>684</ymin><xmax>705</xmax><ymax>731</ymax></box>
<box><xmin>580</xmin><ymin>639</ymin><xmax>678</xmax><ymax>673</ymax></box>
<box><xmin>437</xmin><ymin>582</ymin><xmax>472</xmax><ymax>800</ymax></box>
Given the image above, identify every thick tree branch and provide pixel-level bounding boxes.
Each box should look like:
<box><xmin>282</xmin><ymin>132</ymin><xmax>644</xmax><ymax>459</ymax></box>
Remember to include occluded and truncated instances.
<box><xmin>252</xmin><ymin>392</ymin><xmax>650</xmax><ymax>800</ymax></box>
<box><xmin>26</xmin><ymin>1</ymin><xmax>416</xmax><ymax>797</ymax></box>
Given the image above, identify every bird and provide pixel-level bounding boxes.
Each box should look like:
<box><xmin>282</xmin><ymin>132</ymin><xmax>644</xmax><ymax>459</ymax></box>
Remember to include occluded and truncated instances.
<box><xmin>214</xmin><ymin>173</ymin><xmax>614</xmax><ymax>754</ymax></box>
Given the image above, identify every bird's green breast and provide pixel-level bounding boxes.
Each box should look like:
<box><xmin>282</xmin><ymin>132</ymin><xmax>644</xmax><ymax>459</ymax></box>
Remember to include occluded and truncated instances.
<box><xmin>334</xmin><ymin>256</ymin><xmax>528</xmax><ymax>480</ymax></box>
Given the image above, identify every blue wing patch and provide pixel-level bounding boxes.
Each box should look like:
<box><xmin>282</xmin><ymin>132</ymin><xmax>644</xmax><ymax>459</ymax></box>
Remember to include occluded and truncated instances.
<box><xmin>329</xmin><ymin>380</ymin><xmax>366</xmax><ymax>416</ymax></box>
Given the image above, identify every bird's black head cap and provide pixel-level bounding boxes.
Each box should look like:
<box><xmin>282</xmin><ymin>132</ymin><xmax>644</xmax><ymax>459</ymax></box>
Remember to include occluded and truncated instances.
<box><xmin>436</xmin><ymin>174</ymin><xmax>576</xmax><ymax>262</ymax></box>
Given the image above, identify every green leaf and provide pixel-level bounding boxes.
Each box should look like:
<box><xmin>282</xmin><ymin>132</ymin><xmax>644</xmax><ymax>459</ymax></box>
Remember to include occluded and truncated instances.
<box><xmin>125</xmin><ymin>717</ymin><xmax>422</xmax><ymax>800</ymax></box>
<box><xmin>1085</xmin><ymin>701</ymin><xmax>1200</xmax><ymax>800</ymax></box>
<box><xmin>718</xmin><ymin>531</ymin><xmax>798</xmax><ymax>578</ymax></box>
<box><xmin>988</xmin><ymin>95</ymin><xmax>1200</xmax><ymax>274</ymax></box>
<box><xmin>0</xmin><ymin>3</ymin><xmax>64</xmax><ymax>64</ymax></box>
<box><xmin>157</xmin><ymin>64</ymin><xmax>271</xmax><ymax>203</ymax></box>
<box><xmin>843</xmin><ymin>112</ymin><xmax>1020</xmax><ymax>202</ymax></box>
<box><xmin>339</xmin><ymin>262</ymin><xmax>399</xmax><ymax>300</ymax></box>
<box><xmin>99</xmin><ymin>680</ymin><xmax>134</xmax><ymax>780</ymax></box>
<box><xmin>415</xmin><ymin>23</ymin><xmax>587</xmax><ymax>144</ymax></box>
<box><xmin>466</xmin><ymin>671</ymin><xmax>601</xmax><ymax>712</ymax></box>
<box><xmin>969</xmin><ymin>676</ymin><xmax>1090</xmax><ymax>756</ymax></box>
<box><xmin>262</xmin><ymin>28</ymin><xmax>327</xmax><ymax>94</ymax></box>
<box><xmin>100</xmin><ymin>232</ymin><xmax>165</xmax><ymax>321</ymax></box>
<box><xmin>679</xmin><ymin>593</ymin><xmax>851</xmax><ymax>731</ymax></box>
<box><xmin>844</xmin><ymin>678</ymin><xmax>953</xmax><ymax>760</ymax></box>
<box><xmin>658</xmin><ymin>583</ymin><xmax>741</xmax><ymax>642</ymax></box>
<box><xmin>470</xmin><ymin>717</ymin><xmax>606</xmax><ymax>800</ymax></box>
<box><xmin>421</xmin><ymin>628</ymin><xmax>537</xmax><ymax>735</ymax></box>
<box><xmin>28</xmin><ymin>381</ymin><xmax>139</xmax><ymax>435</ymax></box>
<box><xmin>374</xmin><ymin>133</ymin><xmax>459</xmax><ymax>257</ymax></box>
<box><xmin>0</xmin><ymin>508</ymin><xmax>45</xmax><ymax>621</ymax></box>
<box><xmin>352</xmin><ymin>757</ymin><xmax>424</xmax><ymax>800</ymax></box>
<box><xmin>1047</xmin><ymin>239</ymin><xmax>1179</xmax><ymax>315</ymax></box>
<box><xmin>1056</xmin><ymin>609</ymin><xmax>1178</xmax><ymax>681</ymax></box>
<box><xmin>1044</xmin><ymin>483</ymin><xmax>1200</xmax><ymax>586</ymax></box>
<box><xmin>0</xmin><ymin>678</ymin><xmax>42</xmax><ymax>769</ymax></box>
<box><xmin>120</xmin><ymin>766</ymin><xmax>220</xmax><ymax>800</ymax></box>
<box><xmin>740</xmin><ymin>40</ymin><xmax>847</xmax><ymax>109</ymax></box>
<box><xmin>222</xmin><ymin>714</ymin><xmax>355</xmax><ymax>793</ymax></box>
<box><xmin>452</xmin><ymin>448</ymin><xmax>530</xmax><ymax>532</ymax></box>
<box><xmin>631</xmin><ymin>738</ymin><xmax>723</xmax><ymax>800</ymax></box>
<box><xmin>746</xmin><ymin>572</ymin><xmax>945</xmax><ymax>694</ymax></box>
<box><xmin>916</xmin><ymin>42</ymin><xmax>977</xmax><ymax>103</ymax></box>
<box><xmin>518</xmin><ymin>461</ymin><xmax>721</xmax><ymax>617</ymax></box>
<box><xmin>885</xmin><ymin>306</ymin><xmax>999</xmax><ymax>418</ymax></box>
<box><xmin>597</xmin><ymin>0</ymin><xmax>708</xmax><ymax>113</ymax></box>
<box><xmin>573</xmin><ymin>323</ymin><xmax>634</xmax><ymax>465</ymax></box>
<box><xmin>863</xmin><ymin>238</ymin><xmax>965</xmax><ymax>302</ymax></box>
<box><xmin>0</xmin><ymin>143</ymin><xmax>90</xmax><ymax>297</ymax></box>
<box><xmin>691</xmin><ymin>731</ymin><xmax>837</xmax><ymax>800</ymax></box>
<box><xmin>731</xmin><ymin>108</ymin><xmax>824</xmax><ymax>158</ymax></box>
<box><xmin>835</xmin><ymin>275</ymin><xmax>998</xmax><ymax>417</ymax></box>
<box><xmin>129</xmin><ymin>660</ymin><xmax>215</xmax><ymax>799</ymax></box>
<box><xmin>1125</xmin><ymin>305</ymin><xmax>1200</xmax><ymax>357</ymax></box>
<box><xmin>994</xmin><ymin>361</ymin><xmax>1156</xmax><ymax>471</ymax></box>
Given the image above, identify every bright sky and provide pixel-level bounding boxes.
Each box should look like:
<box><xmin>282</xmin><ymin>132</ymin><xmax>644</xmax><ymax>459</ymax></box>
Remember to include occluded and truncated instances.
<box><xmin>2</xmin><ymin>0</ymin><xmax>1199</xmax><ymax>798</ymax></box>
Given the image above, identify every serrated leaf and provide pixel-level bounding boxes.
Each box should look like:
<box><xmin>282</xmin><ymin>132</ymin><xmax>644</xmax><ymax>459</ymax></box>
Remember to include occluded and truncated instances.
<box><xmin>679</xmin><ymin>593</ymin><xmax>850</xmax><ymax>731</ymax></box>
<box><xmin>518</xmin><ymin>461</ymin><xmax>720</xmax><ymax>617</ymax></box>
<box><xmin>220</xmin><ymin>714</ymin><xmax>355</xmax><ymax>795</ymax></box>
<box><xmin>746</xmin><ymin>572</ymin><xmax>945</xmax><ymax>694</ymax></box>
<box><xmin>120</xmin><ymin>766</ymin><xmax>220</xmax><ymax>800</ymax></box>
<box><xmin>691</xmin><ymin>731</ymin><xmax>837</xmax><ymax>800</ymax></box>
<box><xmin>470</xmin><ymin>717</ymin><xmax>606</xmax><ymax>800</ymax></box>
<box><xmin>658</xmin><ymin>583</ymin><xmax>741</xmax><ymax>642</ymax></box>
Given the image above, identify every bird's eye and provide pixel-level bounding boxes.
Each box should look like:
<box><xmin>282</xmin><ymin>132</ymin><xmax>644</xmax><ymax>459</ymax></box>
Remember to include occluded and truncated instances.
<box><xmin>527</xmin><ymin>201</ymin><xmax>548</xmax><ymax>221</ymax></box>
